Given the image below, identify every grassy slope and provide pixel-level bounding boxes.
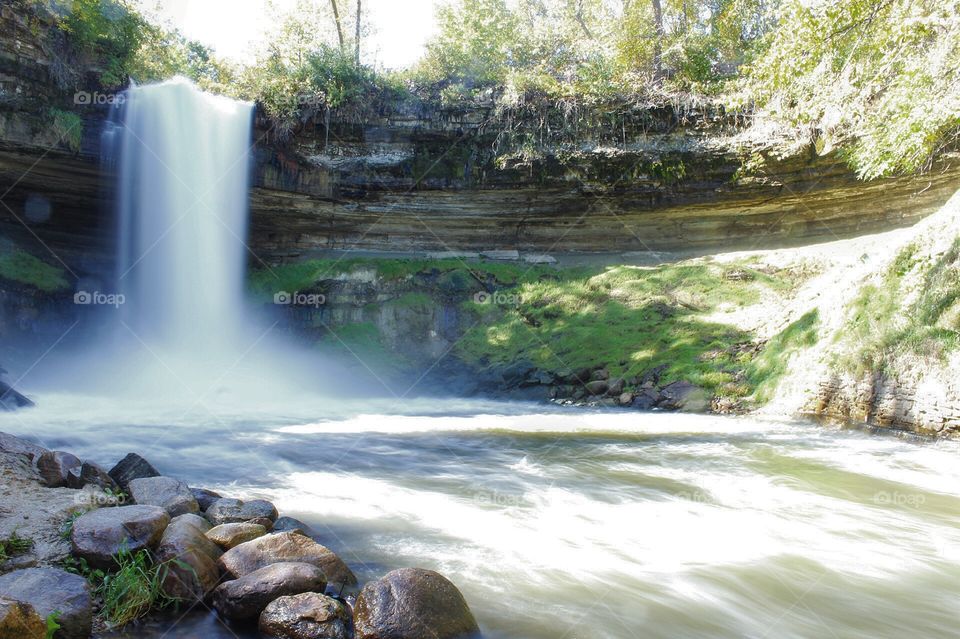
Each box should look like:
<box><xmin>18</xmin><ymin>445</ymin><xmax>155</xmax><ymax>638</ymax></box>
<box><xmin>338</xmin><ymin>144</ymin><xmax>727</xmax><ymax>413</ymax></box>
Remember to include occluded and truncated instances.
<box><xmin>251</xmin><ymin>257</ymin><xmax>817</xmax><ymax>406</ymax></box>
<box><xmin>0</xmin><ymin>248</ymin><xmax>69</xmax><ymax>292</ymax></box>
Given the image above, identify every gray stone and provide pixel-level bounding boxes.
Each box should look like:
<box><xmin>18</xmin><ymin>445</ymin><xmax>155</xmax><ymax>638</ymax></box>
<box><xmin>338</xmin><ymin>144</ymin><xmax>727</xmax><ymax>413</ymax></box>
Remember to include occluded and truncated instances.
<box><xmin>128</xmin><ymin>476</ymin><xmax>199</xmax><ymax>517</ymax></box>
<box><xmin>584</xmin><ymin>380</ymin><xmax>608</xmax><ymax>396</ymax></box>
<box><xmin>70</xmin><ymin>505</ymin><xmax>170</xmax><ymax>569</ymax></box>
<box><xmin>0</xmin><ymin>597</ymin><xmax>44</xmax><ymax>639</ymax></box>
<box><xmin>108</xmin><ymin>453</ymin><xmax>160</xmax><ymax>489</ymax></box>
<box><xmin>35</xmin><ymin>451</ymin><xmax>81</xmax><ymax>488</ymax></box>
<box><xmin>259</xmin><ymin>592</ymin><xmax>352</xmax><ymax>639</ymax></box>
<box><xmin>479</xmin><ymin>249</ymin><xmax>520</xmax><ymax>260</ymax></box>
<box><xmin>607</xmin><ymin>378</ymin><xmax>625</xmax><ymax>396</ymax></box>
<box><xmin>212</xmin><ymin>562</ymin><xmax>327</xmax><ymax>621</ymax></box>
<box><xmin>190</xmin><ymin>487</ymin><xmax>222</xmax><ymax>511</ymax></box>
<box><xmin>0</xmin><ymin>432</ymin><xmax>46</xmax><ymax>462</ymax></box>
<box><xmin>218</xmin><ymin>531</ymin><xmax>357</xmax><ymax>586</ymax></box>
<box><xmin>205</xmin><ymin>498</ymin><xmax>278</xmax><ymax>525</ymax></box>
<box><xmin>66</xmin><ymin>462</ymin><xmax>118</xmax><ymax>492</ymax></box>
<box><xmin>659</xmin><ymin>381</ymin><xmax>711</xmax><ymax>412</ymax></box>
<box><xmin>522</xmin><ymin>254</ymin><xmax>557</xmax><ymax>264</ymax></box>
<box><xmin>206</xmin><ymin>522</ymin><xmax>267</xmax><ymax>549</ymax></box>
<box><xmin>0</xmin><ymin>568</ymin><xmax>91</xmax><ymax>639</ymax></box>
<box><xmin>354</xmin><ymin>568</ymin><xmax>479</xmax><ymax>639</ymax></box>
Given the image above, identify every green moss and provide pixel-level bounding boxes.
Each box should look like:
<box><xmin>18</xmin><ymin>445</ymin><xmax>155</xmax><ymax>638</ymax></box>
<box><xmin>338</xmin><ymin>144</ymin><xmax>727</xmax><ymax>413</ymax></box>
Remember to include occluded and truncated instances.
<box><xmin>389</xmin><ymin>292</ymin><xmax>435</xmax><ymax>309</ymax></box>
<box><xmin>48</xmin><ymin>108</ymin><xmax>83</xmax><ymax>152</ymax></box>
<box><xmin>746</xmin><ymin>310</ymin><xmax>820</xmax><ymax>405</ymax></box>
<box><xmin>0</xmin><ymin>531</ymin><xmax>33</xmax><ymax>563</ymax></box>
<box><xmin>0</xmin><ymin>249</ymin><xmax>70</xmax><ymax>292</ymax></box>
<box><xmin>318</xmin><ymin>321</ymin><xmax>410</xmax><ymax>374</ymax></box>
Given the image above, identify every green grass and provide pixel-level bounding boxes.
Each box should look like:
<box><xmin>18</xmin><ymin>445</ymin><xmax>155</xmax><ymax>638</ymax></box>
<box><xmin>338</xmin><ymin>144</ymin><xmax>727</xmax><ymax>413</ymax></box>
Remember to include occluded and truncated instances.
<box><xmin>746</xmin><ymin>310</ymin><xmax>820</xmax><ymax>404</ymax></box>
<box><xmin>0</xmin><ymin>531</ymin><xmax>33</xmax><ymax>562</ymax></box>
<box><xmin>248</xmin><ymin>257</ymin><xmax>558</xmax><ymax>303</ymax></box>
<box><xmin>456</xmin><ymin>261</ymin><xmax>794</xmax><ymax>400</ymax></box>
<box><xmin>0</xmin><ymin>249</ymin><xmax>70</xmax><ymax>292</ymax></box>
<box><xmin>838</xmin><ymin>240</ymin><xmax>960</xmax><ymax>375</ymax></box>
<box><xmin>65</xmin><ymin>549</ymin><xmax>177</xmax><ymax>628</ymax></box>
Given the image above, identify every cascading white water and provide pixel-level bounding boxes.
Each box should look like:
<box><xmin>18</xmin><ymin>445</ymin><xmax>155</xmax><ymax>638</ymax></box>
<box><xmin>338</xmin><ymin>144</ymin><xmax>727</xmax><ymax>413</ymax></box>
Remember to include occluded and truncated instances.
<box><xmin>111</xmin><ymin>77</ymin><xmax>253</xmax><ymax>355</ymax></box>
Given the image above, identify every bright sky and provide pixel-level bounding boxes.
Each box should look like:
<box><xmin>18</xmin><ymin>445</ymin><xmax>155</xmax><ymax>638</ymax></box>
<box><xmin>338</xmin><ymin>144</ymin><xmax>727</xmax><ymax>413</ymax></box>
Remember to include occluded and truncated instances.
<box><xmin>135</xmin><ymin>0</ymin><xmax>440</xmax><ymax>69</ymax></box>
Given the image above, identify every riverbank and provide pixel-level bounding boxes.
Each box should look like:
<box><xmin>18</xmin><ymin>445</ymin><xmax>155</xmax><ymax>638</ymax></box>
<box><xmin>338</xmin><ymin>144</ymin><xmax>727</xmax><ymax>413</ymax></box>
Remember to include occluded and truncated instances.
<box><xmin>0</xmin><ymin>431</ymin><xmax>480</xmax><ymax>639</ymax></box>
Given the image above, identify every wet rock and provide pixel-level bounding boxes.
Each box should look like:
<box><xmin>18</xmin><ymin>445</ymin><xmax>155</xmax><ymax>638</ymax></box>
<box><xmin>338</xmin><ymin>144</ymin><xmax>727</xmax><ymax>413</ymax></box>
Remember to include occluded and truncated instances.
<box><xmin>0</xmin><ymin>432</ymin><xmax>46</xmax><ymax>462</ymax></box>
<box><xmin>617</xmin><ymin>392</ymin><xmax>634</xmax><ymax>406</ymax></box>
<box><xmin>0</xmin><ymin>568</ymin><xmax>91</xmax><ymax>639</ymax></box>
<box><xmin>0</xmin><ymin>597</ymin><xmax>44</xmax><ymax>639</ymax></box>
<box><xmin>128</xmin><ymin>476</ymin><xmax>199</xmax><ymax>517</ymax></box>
<box><xmin>205</xmin><ymin>498</ymin><xmax>279</xmax><ymax>525</ymax></box>
<box><xmin>219</xmin><ymin>531</ymin><xmax>357</xmax><ymax>586</ymax></box>
<box><xmin>212</xmin><ymin>562</ymin><xmax>327</xmax><ymax>621</ymax></box>
<box><xmin>190</xmin><ymin>487</ymin><xmax>223</xmax><ymax>511</ymax></box>
<box><xmin>35</xmin><ymin>451</ymin><xmax>81</xmax><ymax>488</ymax></box>
<box><xmin>155</xmin><ymin>515</ymin><xmax>222</xmax><ymax>601</ymax></box>
<box><xmin>498</xmin><ymin>360</ymin><xmax>536</xmax><ymax>387</ymax></box>
<box><xmin>170</xmin><ymin>513</ymin><xmax>212</xmax><ymax>533</ymax></box>
<box><xmin>259</xmin><ymin>592</ymin><xmax>352</xmax><ymax>639</ymax></box>
<box><xmin>70</xmin><ymin>505</ymin><xmax>170</xmax><ymax>569</ymax></box>
<box><xmin>658</xmin><ymin>381</ymin><xmax>711</xmax><ymax>412</ymax></box>
<box><xmin>272</xmin><ymin>517</ymin><xmax>313</xmax><ymax>536</ymax></box>
<box><xmin>631</xmin><ymin>388</ymin><xmax>661</xmax><ymax>410</ymax></box>
<box><xmin>354</xmin><ymin>568</ymin><xmax>479</xmax><ymax>639</ymax></box>
<box><xmin>66</xmin><ymin>462</ymin><xmax>119</xmax><ymax>492</ymax></box>
<box><xmin>207</xmin><ymin>522</ymin><xmax>267</xmax><ymax>549</ymax></box>
<box><xmin>108</xmin><ymin>453</ymin><xmax>160</xmax><ymax>490</ymax></box>
<box><xmin>584</xmin><ymin>380</ymin><xmax>608</xmax><ymax>396</ymax></box>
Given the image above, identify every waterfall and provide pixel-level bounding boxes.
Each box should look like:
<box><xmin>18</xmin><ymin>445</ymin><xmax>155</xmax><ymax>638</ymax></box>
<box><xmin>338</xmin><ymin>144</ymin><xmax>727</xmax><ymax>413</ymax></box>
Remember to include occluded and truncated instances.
<box><xmin>109</xmin><ymin>77</ymin><xmax>253</xmax><ymax>355</ymax></box>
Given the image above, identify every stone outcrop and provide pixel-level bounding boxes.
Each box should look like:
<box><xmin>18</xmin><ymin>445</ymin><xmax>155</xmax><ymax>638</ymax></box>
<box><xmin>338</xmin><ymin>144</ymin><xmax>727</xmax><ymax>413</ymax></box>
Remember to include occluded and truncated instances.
<box><xmin>108</xmin><ymin>453</ymin><xmax>160</xmax><ymax>489</ymax></box>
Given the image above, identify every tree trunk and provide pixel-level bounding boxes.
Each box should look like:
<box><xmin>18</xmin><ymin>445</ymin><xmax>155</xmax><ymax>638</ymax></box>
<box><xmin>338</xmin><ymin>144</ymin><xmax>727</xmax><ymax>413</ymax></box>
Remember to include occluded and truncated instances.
<box><xmin>651</xmin><ymin>0</ymin><xmax>664</xmax><ymax>78</ymax></box>
<box><xmin>329</xmin><ymin>0</ymin><xmax>346</xmax><ymax>52</ymax></box>
<box><xmin>354</xmin><ymin>0</ymin><xmax>361</xmax><ymax>66</ymax></box>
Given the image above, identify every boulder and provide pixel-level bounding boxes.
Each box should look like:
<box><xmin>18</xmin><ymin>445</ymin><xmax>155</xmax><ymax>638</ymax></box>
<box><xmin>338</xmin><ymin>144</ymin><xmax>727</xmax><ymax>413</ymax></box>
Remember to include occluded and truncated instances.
<box><xmin>606</xmin><ymin>378</ymin><xmax>625</xmax><ymax>396</ymax></box>
<box><xmin>0</xmin><ymin>597</ymin><xmax>45</xmax><ymax>639</ymax></box>
<box><xmin>190</xmin><ymin>487</ymin><xmax>222</xmax><ymax>511</ymax></box>
<box><xmin>272</xmin><ymin>517</ymin><xmax>313</xmax><ymax>536</ymax></box>
<box><xmin>249</xmin><ymin>517</ymin><xmax>275</xmax><ymax>531</ymax></box>
<box><xmin>170</xmin><ymin>513</ymin><xmax>212</xmax><ymax>533</ymax></box>
<box><xmin>0</xmin><ymin>432</ymin><xmax>46</xmax><ymax>462</ymax></box>
<box><xmin>206</xmin><ymin>522</ymin><xmax>267</xmax><ymax>549</ymax></box>
<box><xmin>617</xmin><ymin>392</ymin><xmax>634</xmax><ymax>406</ymax></box>
<box><xmin>658</xmin><ymin>381</ymin><xmax>711</xmax><ymax>412</ymax></box>
<box><xmin>631</xmin><ymin>388</ymin><xmax>661</xmax><ymax>410</ymax></box>
<box><xmin>35</xmin><ymin>451</ymin><xmax>81</xmax><ymax>488</ymax></box>
<box><xmin>0</xmin><ymin>568</ymin><xmax>91</xmax><ymax>639</ymax></box>
<box><xmin>66</xmin><ymin>462</ymin><xmax>118</xmax><ymax>492</ymax></box>
<box><xmin>590</xmin><ymin>368</ymin><xmax>610</xmax><ymax>381</ymax></box>
<box><xmin>584</xmin><ymin>380</ymin><xmax>608</xmax><ymax>396</ymax></box>
<box><xmin>354</xmin><ymin>568</ymin><xmax>479</xmax><ymax>639</ymax></box>
<box><xmin>212</xmin><ymin>562</ymin><xmax>326</xmax><ymax>621</ymax></box>
<box><xmin>127</xmin><ymin>476</ymin><xmax>199</xmax><ymax>517</ymax></box>
<box><xmin>259</xmin><ymin>592</ymin><xmax>352</xmax><ymax>639</ymax></box>
<box><xmin>218</xmin><ymin>531</ymin><xmax>357</xmax><ymax>586</ymax></box>
<box><xmin>108</xmin><ymin>453</ymin><xmax>160</xmax><ymax>489</ymax></box>
<box><xmin>155</xmin><ymin>516</ymin><xmax>222</xmax><ymax>601</ymax></box>
<box><xmin>70</xmin><ymin>505</ymin><xmax>170</xmax><ymax>569</ymax></box>
<box><xmin>205</xmin><ymin>498</ymin><xmax>278</xmax><ymax>525</ymax></box>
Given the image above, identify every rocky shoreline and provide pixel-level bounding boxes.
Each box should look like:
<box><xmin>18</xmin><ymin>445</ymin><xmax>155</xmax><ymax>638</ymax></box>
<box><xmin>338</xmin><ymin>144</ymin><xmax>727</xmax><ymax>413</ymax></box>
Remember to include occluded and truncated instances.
<box><xmin>0</xmin><ymin>432</ymin><xmax>481</xmax><ymax>639</ymax></box>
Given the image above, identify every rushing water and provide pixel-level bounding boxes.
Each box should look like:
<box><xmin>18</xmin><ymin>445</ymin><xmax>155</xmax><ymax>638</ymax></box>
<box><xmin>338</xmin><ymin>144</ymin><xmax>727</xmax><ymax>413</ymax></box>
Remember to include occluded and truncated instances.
<box><xmin>6</xmin><ymin>397</ymin><xmax>960</xmax><ymax>639</ymax></box>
